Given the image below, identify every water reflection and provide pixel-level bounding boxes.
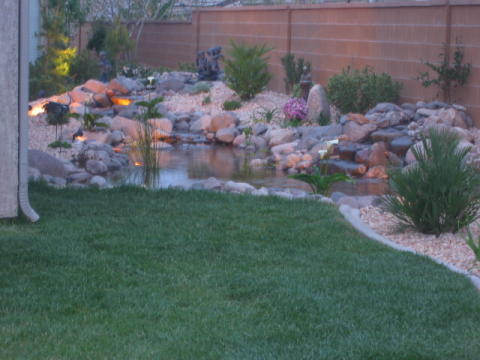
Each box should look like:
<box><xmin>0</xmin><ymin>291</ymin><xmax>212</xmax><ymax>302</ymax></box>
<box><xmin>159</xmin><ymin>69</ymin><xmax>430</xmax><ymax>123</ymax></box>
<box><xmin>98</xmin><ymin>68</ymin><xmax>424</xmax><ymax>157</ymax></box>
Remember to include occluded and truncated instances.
<box><xmin>121</xmin><ymin>144</ymin><xmax>388</xmax><ymax>196</ymax></box>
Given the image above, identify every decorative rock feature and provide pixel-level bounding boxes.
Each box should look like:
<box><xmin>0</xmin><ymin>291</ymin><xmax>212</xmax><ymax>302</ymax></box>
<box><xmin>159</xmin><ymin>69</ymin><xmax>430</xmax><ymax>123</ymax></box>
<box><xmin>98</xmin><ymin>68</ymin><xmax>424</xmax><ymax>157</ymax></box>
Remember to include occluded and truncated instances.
<box><xmin>346</xmin><ymin>113</ymin><xmax>371</xmax><ymax>125</ymax></box>
<box><xmin>89</xmin><ymin>175</ymin><xmax>107</xmax><ymax>187</ymax></box>
<box><xmin>28</xmin><ymin>150</ymin><xmax>67</xmax><ymax>179</ymax></box>
<box><xmin>306</xmin><ymin>84</ymin><xmax>330</xmax><ymax>123</ymax></box>
<box><xmin>110</xmin><ymin>116</ymin><xmax>138</xmax><ymax>138</ymax></box>
<box><xmin>253</xmin><ymin>123</ymin><xmax>268</xmax><ymax>136</ymax></box>
<box><xmin>325</xmin><ymin>160</ymin><xmax>367</xmax><ymax>176</ymax></box>
<box><xmin>343</xmin><ymin>121</ymin><xmax>377</xmax><ymax>142</ymax></box>
<box><xmin>216</xmin><ymin>127</ymin><xmax>238</xmax><ymax>144</ymax></box>
<box><xmin>85</xmin><ymin>159</ymin><xmax>108</xmax><ymax>175</ymax></box>
<box><xmin>370</xmin><ymin>128</ymin><xmax>405</xmax><ymax>143</ymax></box>
<box><xmin>390</xmin><ymin>136</ymin><xmax>413</xmax><ymax>157</ymax></box>
<box><xmin>107</xmin><ymin>79</ymin><xmax>129</xmax><ymax>95</ymax></box>
<box><xmin>224</xmin><ymin>180</ymin><xmax>255</xmax><ymax>193</ymax></box>
<box><xmin>365</xmin><ymin>165</ymin><xmax>389</xmax><ymax>179</ymax></box>
<box><xmin>83</xmin><ymin>79</ymin><xmax>107</xmax><ymax>94</ymax></box>
<box><xmin>268</xmin><ymin>128</ymin><xmax>296</xmax><ymax>147</ymax></box>
<box><xmin>208</xmin><ymin>112</ymin><xmax>237</xmax><ymax>132</ymax></box>
<box><xmin>368</xmin><ymin>142</ymin><xmax>389</xmax><ymax>167</ymax></box>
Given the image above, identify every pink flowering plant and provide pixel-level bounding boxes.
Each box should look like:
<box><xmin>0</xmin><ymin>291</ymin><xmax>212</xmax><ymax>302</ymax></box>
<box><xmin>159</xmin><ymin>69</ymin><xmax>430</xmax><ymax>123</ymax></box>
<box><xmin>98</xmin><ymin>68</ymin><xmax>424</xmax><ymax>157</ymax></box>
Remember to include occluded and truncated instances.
<box><xmin>283</xmin><ymin>97</ymin><xmax>307</xmax><ymax>122</ymax></box>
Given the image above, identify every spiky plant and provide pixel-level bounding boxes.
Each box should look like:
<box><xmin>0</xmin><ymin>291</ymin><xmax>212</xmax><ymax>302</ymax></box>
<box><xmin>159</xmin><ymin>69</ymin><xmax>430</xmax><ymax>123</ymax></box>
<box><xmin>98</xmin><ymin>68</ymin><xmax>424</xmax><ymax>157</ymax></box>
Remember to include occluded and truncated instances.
<box><xmin>382</xmin><ymin>128</ymin><xmax>480</xmax><ymax>235</ymax></box>
<box><xmin>223</xmin><ymin>41</ymin><xmax>273</xmax><ymax>101</ymax></box>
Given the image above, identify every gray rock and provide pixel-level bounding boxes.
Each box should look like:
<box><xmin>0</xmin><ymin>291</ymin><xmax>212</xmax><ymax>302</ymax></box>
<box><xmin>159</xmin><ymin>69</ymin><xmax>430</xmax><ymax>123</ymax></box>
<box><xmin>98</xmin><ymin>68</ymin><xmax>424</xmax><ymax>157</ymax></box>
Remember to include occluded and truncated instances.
<box><xmin>116</xmin><ymin>76</ymin><xmax>145</xmax><ymax>92</ymax></box>
<box><xmin>367</xmin><ymin>102</ymin><xmax>402</xmax><ymax>114</ymax></box>
<box><xmin>370</xmin><ymin>128</ymin><xmax>405</xmax><ymax>143</ymax></box>
<box><xmin>253</xmin><ymin>123</ymin><xmax>268</xmax><ymax>136</ymax></box>
<box><xmin>306</xmin><ymin>84</ymin><xmax>330</xmax><ymax>123</ymax></box>
<box><xmin>89</xmin><ymin>175</ymin><xmax>107</xmax><ymax>187</ymax></box>
<box><xmin>343</xmin><ymin>121</ymin><xmax>377</xmax><ymax>143</ymax></box>
<box><xmin>28</xmin><ymin>167</ymin><xmax>41</xmax><ymax>181</ymax></box>
<box><xmin>156</xmin><ymin>78</ymin><xmax>185</xmax><ymax>93</ymax></box>
<box><xmin>175</xmin><ymin>120</ymin><xmax>190</xmax><ymax>131</ymax></box>
<box><xmin>216</xmin><ymin>127</ymin><xmax>238</xmax><ymax>144</ymax></box>
<box><xmin>224</xmin><ymin>181</ymin><xmax>255</xmax><ymax>193</ymax></box>
<box><xmin>252</xmin><ymin>187</ymin><xmax>269</xmax><ymax>196</ymax></box>
<box><xmin>28</xmin><ymin>149</ymin><xmax>67</xmax><ymax>178</ymax></box>
<box><xmin>85</xmin><ymin>160</ymin><xmax>108</xmax><ymax>175</ymax></box>
<box><xmin>298</xmin><ymin>124</ymin><xmax>342</xmax><ymax>140</ymax></box>
<box><xmin>67</xmin><ymin>171</ymin><xmax>92</xmax><ymax>184</ymax></box>
<box><xmin>390</xmin><ymin>136</ymin><xmax>413</xmax><ymax>157</ymax></box>
<box><xmin>108</xmin><ymin>130</ymin><xmax>125</xmax><ymax>145</ymax></box>
<box><xmin>268</xmin><ymin>128</ymin><xmax>297</xmax><ymax>147</ymax></box>
<box><xmin>50</xmin><ymin>176</ymin><xmax>67</xmax><ymax>187</ymax></box>
<box><xmin>324</xmin><ymin>160</ymin><xmax>367</xmax><ymax>176</ymax></box>
<box><xmin>330</xmin><ymin>191</ymin><xmax>346</xmax><ymax>203</ymax></box>
<box><xmin>204</xmin><ymin>177</ymin><xmax>223</xmax><ymax>190</ymax></box>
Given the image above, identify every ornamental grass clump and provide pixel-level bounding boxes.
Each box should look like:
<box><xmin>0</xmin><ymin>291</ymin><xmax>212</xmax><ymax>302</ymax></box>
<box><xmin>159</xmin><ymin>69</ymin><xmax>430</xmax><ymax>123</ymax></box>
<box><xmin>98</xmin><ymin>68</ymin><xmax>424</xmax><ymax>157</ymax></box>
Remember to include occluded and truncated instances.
<box><xmin>382</xmin><ymin>128</ymin><xmax>480</xmax><ymax>236</ymax></box>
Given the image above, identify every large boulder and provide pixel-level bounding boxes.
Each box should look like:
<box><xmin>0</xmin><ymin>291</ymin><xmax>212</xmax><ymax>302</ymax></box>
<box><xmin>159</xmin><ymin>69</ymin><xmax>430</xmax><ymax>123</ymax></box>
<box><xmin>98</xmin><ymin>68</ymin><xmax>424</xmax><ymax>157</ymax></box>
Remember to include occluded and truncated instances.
<box><xmin>216</xmin><ymin>128</ymin><xmax>238</xmax><ymax>144</ymax></box>
<box><xmin>271</xmin><ymin>141</ymin><xmax>298</xmax><ymax>156</ymax></box>
<box><xmin>368</xmin><ymin>142</ymin><xmax>389</xmax><ymax>167</ymax></box>
<box><xmin>390</xmin><ymin>136</ymin><xmax>413</xmax><ymax>157</ymax></box>
<box><xmin>156</xmin><ymin>78</ymin><xmax>185</xmax><ymax>93</ymax></box>
<box><xmin>149</xmin><ymin>118</ymin><xmax>173</xmax><ymax>134</ymax></box>
<box><xmin>28</xmin><ymin>150</ymin><xmax>67</xmax><ymax>178</ymax></box>
<box><xmin>297</xmin><ymin>124</ymin><xmax>342</xmax><ymax>140</ymax></box>
<box><xmin>343</xmin><ymin>121</ymin><xmax>377</xmax><ymax>142</ymax></box>
<box><xmin>69</xmin><ymin>88</ymin><xmax>91</xmax><ymax>104</ymax></box>
<box><xmin>190</xmin><ymin>115</ymin><xmax>212</xmax><ymax>133</ymax></box>
<box><xmin>268</xmin><ymin>128</ymin><xmax>296</xmax><ymax>147</ymax></box>
<box><xmin>208</xmin><ymin>112</ymin><xmax>237</xmax><ymax>132</ymax></box>
<box><xmin>116</xmin><ymin>76</ymin><xmax>145</xmax><ymax>92</ymax></box>
<box><xmin>107</xmin><ymin>79</ymin><xmax>130</xmax><ymax>95</ymax></box>
<box><xmin>110</xmin><ymin>116</ymin><xmax>138</xmax><ymax>138</ymax></box>
<box><xmin>306</xmin><ymin>84</ymin><xmax>330</xmax><ymax>123</ymax></box>
<box><xmin>370</xmin><ymin>128</ymin><xmax>405</xmax><ymax>143</ymax></box>
<box><xmin>85</xmin><ymin>159</ymin><xmax>108</xmax><ymax>175</ymax></box>
<box><xmin>324</xmin><ymin>160</ymin><xmax>367</xmax><ymax>176</ymax></box>
<box><xmin>83</xmin><ymin>79</ymin><xmax>107</xmax><ymax>94</ymax></box>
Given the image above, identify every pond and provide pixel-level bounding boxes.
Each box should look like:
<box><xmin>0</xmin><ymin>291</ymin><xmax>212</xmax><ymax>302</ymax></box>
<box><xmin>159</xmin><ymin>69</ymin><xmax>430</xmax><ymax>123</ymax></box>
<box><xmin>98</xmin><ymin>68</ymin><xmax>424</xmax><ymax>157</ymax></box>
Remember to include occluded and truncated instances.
<box><xmin>117</xmin><ymin>143</ymin><xmax>388</xmax><ymax>196</ymax></box>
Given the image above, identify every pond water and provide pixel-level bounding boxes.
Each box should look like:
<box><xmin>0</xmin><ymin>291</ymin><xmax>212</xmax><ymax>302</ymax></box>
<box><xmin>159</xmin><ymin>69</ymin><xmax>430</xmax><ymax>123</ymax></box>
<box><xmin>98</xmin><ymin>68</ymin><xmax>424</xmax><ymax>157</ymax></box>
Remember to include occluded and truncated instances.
<box><xmin>117</xmin><ymin>143</ymin><xmax>388</xmax><ymax>196</ymax></box>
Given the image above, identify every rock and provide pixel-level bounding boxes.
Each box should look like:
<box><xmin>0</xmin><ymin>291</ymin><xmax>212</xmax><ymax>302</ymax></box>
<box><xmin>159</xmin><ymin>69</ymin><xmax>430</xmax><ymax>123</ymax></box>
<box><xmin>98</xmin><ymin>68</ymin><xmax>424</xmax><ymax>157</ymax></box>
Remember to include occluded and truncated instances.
<box><xmin>252</xmin><ymin>187</ymin><xmax>269</xmax><ymax>196</ymax></box>
<box><xmin>346</xmin><ymin>113</ymin><xmax>371</xmax><ymax>125</ymax></box>
<box><xmin>376</xmin><ymin>111</ymin><xmax>404</xmax><ymax>128</ymax></box>
<box><xmin>110</xmin><ymin>116</ymin><xmax>138</xmax><ymax>138</ymax></box>
<box><xmin>190</xmin><ymin>115</ymin><xmax>212</xmax><ymax>133</ymax></box>
<box><xmin>116</xmin><ymin>76</ymin><xmax>145</xmax><ymax>92</ymax></box>
<box><xmin>107</xmin><ymin>79</ymin><xmax>129</xmax><ymax>95</ymax></box>
<box><xmin>338</xmin><ymin>143</ymin><xmax>362</xmax><ymax>162</ymax></box>
<box><xmin>250</xmin><ymin>158</ymin><xmax>268</xmax><ymax>167</ymax></box>
<box><xmin>233</xmin><ymin>134</ymin><xmax>246</xmax><ymax>146</ymax></box>
<box><xmin>370</xmin><ymin>128</ymin><xmax>405</xmax><ymax>143</ymax></box>
<box><xmin>216</xmin><ymin>127</ymin><xmax>238</xmax><ymax>144</ymax></box>
<box><xmin>390</xmin><ymin>136</ymin><xmax>413</xmax><ymax>157</ymax></box>
<box><xmin>83</xmin><ymin>79</ymin><xmax>107</xmax><ymax>94</ymax></box>
<box><xmin>115</xmin><ymin>105</ymin><xmax>139</xmax><ymax>119</ymax></box>
<box><xmin>405</xmin><ymin>141</ymin><xmax>426</xmax><ymax>164</ymax></box>
<box><xmin>330</xmin><ymin>191</ymin><xmax>346</xmax><ymax>203</ymax></box>
<box><xmin>285</xmin><ymin>153</ymin><xmax>302</xmax><ymax>168</ymax></box>
<box><xmin>365</xmin><ymin>165</ymin><xmax>389</xmax><ymax>179</ymax></box>
<box><xmin>367</xmin><ymin>102</ymin><xmax>402</xmax><ymax>114</ymax></box>
<box><xmin>453</xmin><ymin>111</ymin><xmax>469</xmax><ymax>129</ymax></box>
<box><xmin>368</xmin><ymin>142</ymin><xmax>389</xmax><ymax>167</ymax></box>
<box><xmin>271</xmin><ymin>141</ymin><xmax>298</xmax><ymax>156</ymax></box>
<box><xmin>417</xmin><ymin>108</ymin><xmax>437</xmax><ymax>117</ymax></box>
<box><xmin>49</xmin><ymin>176</ymin><xmax>67</xmax><ymax>187</ymax></box>
<box><xmin>69</xmin><ymin>88</ymin><xmax>91</xmax><ymax>104</ymax></box>
<box><xmin>85</xmin><ymin>160</ymin><xmax>108</xmax><ymax>175</ymax></box>
<box><xmin>253</xmin><ymin>123</ymin><xmax>268</xmax><ymax>136</ymax></box>
<box><xmin>437</xmin><ymin>108</ymin><xmax>456</xmax><ymax>126</ymax></box>
<box><xmin>343</xmin><ymin>121</ymin><xmax>377</xmax><ymax>142</ymax></box>
<box><xmin>306</xmin><ymin>84</ymin><xmax>330</xmax><ymax>123</ymax></box>
<box><xmin>107</xmin><ymin>130</ymin><xmax>125</xmax><ymax>145</ymax></box>
<box><xmin>90</xmin><ymin>175</ymin><xmax>107</xmax><ymax>187</ymax></box>
<box><xmin>175</xmin><ymin>120</ymin><xmax>190</xmax><ymax>132</ymax></box>
<box><xmin>208</xmin><ymin>112</ymin><xmax>236</xmax><ymax>132</ymax></box>
<box><xmin>93</xmin><ymin>93</ymin><xmax>112</xmax><ymax>108</ymax></box>
<box><xmin>324</xmin><ymin>160</ymin><xmax>367</xmax><ymax>176</ymax></box>
<box><xmin>268</xmin><ymin>128</ymin><xmax>296</xmax><ymax>147</ymax></box>
<box><xmin>251</xmin><ymin>136</ymin><xmax>268</xmax><ymax>150</ymax></box>
<box><xmin>224</xmin><ymin>181</ymin><xmax>255</xmax><ymax>193</ymax></box>
<box><xmin>149</xmin><ymin>118</ymin><xmax>173</xmax><ymax>134</ymax></box>
<box><xmin>424</xmin><ymin>100</ymin><xmax>449</xmax><ymax>109</ymax></box>
<box><xmin>67</xmin><ymin>171</ymin><xmax>92</xmax><ymax>184</ymax></box>
<box><xmin>28</xmin><ymin>150</ymin><xmax>67</xmax><ymax>178</ymax></box>
<box><xmin>354</xmin><ymin>147</ymin><xmax>371</xmax><ymax>166</ymax></box>
<box><xmin>204</xmin><ymin>177</ymin><xmax>223</xmax><ymax>190</ymax></box>
<box><xmin>28</xmin><ymin>167</ymin><xmax>41</xmax><ymax>181</ymax></box>
<box><xmin>156</xmin><ymin>78</ymin><xmax>185</xmax><ymax>93</ymax></box>
<box><xmin>386</xmin><ymin>152</ymin><xmax>404</xmax><ymax>167</ymax></box>
<box><xmin>297</xmin><ymin>124</ymin><xmax>342</xmax><ymax>140</ymax></box>
<box><xmin>295</xmin><ymin>160</ymin><xmax>313</xmax><ymax>170</ymax></box>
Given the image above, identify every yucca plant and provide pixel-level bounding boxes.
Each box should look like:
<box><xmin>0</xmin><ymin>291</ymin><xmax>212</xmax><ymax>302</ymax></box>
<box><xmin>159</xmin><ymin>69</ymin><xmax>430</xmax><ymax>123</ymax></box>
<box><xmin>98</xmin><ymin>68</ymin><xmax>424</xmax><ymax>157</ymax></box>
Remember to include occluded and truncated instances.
<box><xmin>223</xmin><ymin>41</ymin><xmax>273</xmax><ymax>100</ymax></box>
<box><xmin>289</xmin><ymin>170</ymin><xmax>351</xmax><ymax>195</ymax></box>
<box><xmin>382</xmin><ymin>128</ymin><xmax>480</xmax><ymax>235</ymax></box>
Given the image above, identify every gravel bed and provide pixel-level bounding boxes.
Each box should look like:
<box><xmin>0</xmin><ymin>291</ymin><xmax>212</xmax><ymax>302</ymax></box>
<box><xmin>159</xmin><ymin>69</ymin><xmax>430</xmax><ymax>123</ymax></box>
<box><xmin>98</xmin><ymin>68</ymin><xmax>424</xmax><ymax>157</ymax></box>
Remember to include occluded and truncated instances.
<box><xmin>360</xmin><ymin>206</ymin><xmax>480</xmax><ymax>277</ymax></box>
<box><xmin>163</xmin><ymin>82</ymin><xmax>289</xmax><ymax>125</ymax></box>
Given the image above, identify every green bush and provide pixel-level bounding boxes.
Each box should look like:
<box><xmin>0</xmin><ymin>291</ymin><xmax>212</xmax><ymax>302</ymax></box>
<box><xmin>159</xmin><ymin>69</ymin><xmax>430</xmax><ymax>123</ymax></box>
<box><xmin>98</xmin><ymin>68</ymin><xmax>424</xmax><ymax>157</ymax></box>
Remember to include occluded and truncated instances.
<box><xmin>224</xmin><ymin>41</ymin><xmax>273</xmax><ymax>101</ymax></box>
<box><xmin>87</xmin><ymin>22</ymin><xmax>107</xmax><ymax>54</ymax></box>
<box><xmin>281</xmin><ymin>53</ymin><xmax>311</xmax><ymax>94</ymax></box>
<box><xmin>327</xmin><ymin>66</ymin><xmax>402</xmax><ymax>114</ymax></box>
<box><xmin>222</xmin><ymin>100</ymin><xmax>242</xmax><ymax>111</ymax></box>
<box><xmin>190</xmin><ymin>82</ymin><xmax>212</xmax><ymax>94</ymax></box>
<box><xmin>70</xmin><ymin>50</ymin><xmax>100</xmax><ymax>84</ymax></box>
<box><xmin>382</xmin><ymin>128</ymin><xmax>480</xmax><ymax>235</ymax></box>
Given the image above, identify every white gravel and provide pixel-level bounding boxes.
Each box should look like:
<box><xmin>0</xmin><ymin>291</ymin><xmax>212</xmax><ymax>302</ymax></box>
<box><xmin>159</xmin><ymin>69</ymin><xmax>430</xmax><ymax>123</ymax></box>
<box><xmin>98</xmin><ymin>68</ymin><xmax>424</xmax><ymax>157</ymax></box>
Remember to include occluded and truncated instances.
<box><xmin>360</xmin><ymin>206</ymin><xmax>480</xmax><ymax>277</ymax></box>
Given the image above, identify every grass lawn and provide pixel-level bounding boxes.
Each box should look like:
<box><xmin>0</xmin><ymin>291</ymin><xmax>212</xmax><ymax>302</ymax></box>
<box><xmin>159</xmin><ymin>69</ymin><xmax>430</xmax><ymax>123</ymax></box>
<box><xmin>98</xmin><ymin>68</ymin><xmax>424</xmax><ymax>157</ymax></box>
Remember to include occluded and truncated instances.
<box><xmin>1</xmin><ymin>182</ymin><xmax>479</xmax><ymax>359</ymax></box>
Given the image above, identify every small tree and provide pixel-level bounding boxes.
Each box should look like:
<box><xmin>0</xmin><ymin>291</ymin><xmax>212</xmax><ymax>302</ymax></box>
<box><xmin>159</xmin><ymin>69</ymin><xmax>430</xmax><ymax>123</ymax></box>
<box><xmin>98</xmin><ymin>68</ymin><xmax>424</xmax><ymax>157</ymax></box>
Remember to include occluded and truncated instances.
<box><xmin>417</xmin><ymin>42</ymin><xmax>471</xmax><ymax>103</ymax></box>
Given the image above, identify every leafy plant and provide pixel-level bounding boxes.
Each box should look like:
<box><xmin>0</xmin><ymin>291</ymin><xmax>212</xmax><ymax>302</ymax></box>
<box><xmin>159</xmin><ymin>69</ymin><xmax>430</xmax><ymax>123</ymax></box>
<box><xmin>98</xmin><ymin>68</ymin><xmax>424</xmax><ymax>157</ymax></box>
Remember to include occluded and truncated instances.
<box><xmin>327</xmin><ymin>66</ymin><xmax>402</xmax><ymax>114</ymax></box>
<box><xmin>281</xmin><ymin>53</ymin><xmax>311</xmax><ymax>94</ymax></box>
<box><xmin>48</xmin><ymin>140</ymin><xmax>72</xmax><ymax>149</ymax></box>
<box><xmin>465</xmin><ymin>229</ymin><xmax>480</xmax><ymax>262</ymax></box>
<box><xmin>252</xmin><ymin>107</ymin><xmax>279</xmax><ymax>123</ymax></box>
<box><xmin>223</xmin><ymin>100</ymin><xmax>242</xmax><ymax>111</ymax></box>
<box><xmin>284</xmin><ymin>118</ymin><xmax>303</xmax><ymax>128</ymax></box>
<box><xmin>290</xmin><ymin>170</ymin><xmax>351</xmax><ymax>195</ymax></box>
<box><xmin>417</xmin><ymin>42</ymin><xmax>471</xmax><ymax>103</ymax></box>
<box><xmin>317</xmin><ymin>112</ymin><xmax>331</xmax><ymax>126</ymax></box>
<box><xmin>83</xmin><ymin>113</ymin><xmax>102</xmax><ymax>131</ymax></box>
<box><xmin>202</xmin><ymin>95</ymin><xmax>211</xmax><ymax>105</ymax></box>
<box><xmin>191</xmin><ymin>82</ymin><xmax>212</xmax><ymax>94</ymax></box>
<box><xmin>135</xmin><ymin>97</ymin><xmax>164</xmax><ymax>119</ymax></box>
<box><xmin>87</xmin><ymin>22</ymin><xmax>107</xmax><ymax>54</ymax></box>
<box><xmin>70</xmin><ymin>50</ymin><xmax>100</xmax><ymax>84</ymax></box>
<box><xmin>105</xmin><ymin>17</ymin><xmax>135</xmax><ymax>73</ymax></box>
<box><xmin>223</xmin><ymin>41</ymin><xmax>273</xmax><ymax>101</ymax></box>
<box><xmin>382</xmin><ymin>128</ymin><xmax>480</xmax><ymax>235</ymax></box>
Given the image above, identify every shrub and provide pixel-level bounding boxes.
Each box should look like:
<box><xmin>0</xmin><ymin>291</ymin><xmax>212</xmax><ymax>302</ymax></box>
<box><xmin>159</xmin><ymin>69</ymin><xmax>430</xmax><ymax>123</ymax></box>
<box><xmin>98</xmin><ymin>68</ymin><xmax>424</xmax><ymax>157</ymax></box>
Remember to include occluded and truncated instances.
<box><xmin>281</xmin><ymin>53</ymin><xmax>311</xmax><ymax>94</ymax></box>
<box><xmin>70</xmin><ymin>50</ymin><xmax>100</xmax><ymax>84</ymax></box>
<box><xmin>104</xmin><ymin>18</ymin><xmax>134</xmax><ymax>73</ymax></box>
<box><xmin>224</xmin><ymin>41</ymin><xmax>273</xmax><ymax>100</ymax></box>
<box><xmin>317</xmin><ymin>112</ymin><xmax>331</xmax><ymax>126</ymax></box>
<box><xmin>87</xmin><ymin>22</ymin><xmax>107</xmax><ymax>54</ymax></box>
<box><xmin>327</xmin><ymin>66</ymin><xmax>402</xmax><ymax>114</ymax></box>
<box><xmin>417</xmin><ymin>42</ymin><xmax>471</xmax><ymax>103</ymax></box>
<box><xmin>202</xmin><ymin>95</ymin><xmax>211</xmax><ymax>105</ymax></box>
<box><xmin>223</xmin><ymin>100</ymin><xmax>242</xmax><ymax>111</ymax></box>
<box><xmin>48</xmin><ymin>140</ymin><xmax>72</xmax><ymax>149</ymax></box>
<box><xmin>382</xmin><ymin>128</ymin><xmax>480</xmax><ymax>235</ymax></box>
<box><xmin>251</xmin><ymin>107</ymin><xmax>279</xmax><ymax>123</ymax></box>
<box><xmin>466</xmin><ymin>229</ymin><xmax>480</xmax><ymax>262</ymax></box>
<box><xmin>283</xmin><ymin>97</ymin><xmax>307</xmax><ymax>122</ymax></box>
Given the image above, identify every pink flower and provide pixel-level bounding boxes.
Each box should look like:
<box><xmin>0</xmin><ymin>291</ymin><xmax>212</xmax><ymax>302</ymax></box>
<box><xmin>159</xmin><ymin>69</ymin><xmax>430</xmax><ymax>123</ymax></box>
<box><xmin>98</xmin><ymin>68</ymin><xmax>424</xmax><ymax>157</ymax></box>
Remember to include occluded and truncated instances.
<box><xmin>283</xmin><ymin>97</ymin><xmax>307</xmax><ymax>121</ymax></box>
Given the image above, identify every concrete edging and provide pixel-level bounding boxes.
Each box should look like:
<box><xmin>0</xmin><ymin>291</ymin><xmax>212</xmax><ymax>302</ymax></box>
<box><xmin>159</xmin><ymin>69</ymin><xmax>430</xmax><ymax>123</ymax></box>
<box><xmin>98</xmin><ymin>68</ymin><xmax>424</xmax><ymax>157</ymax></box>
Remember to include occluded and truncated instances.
<box><xmin>338</xmin><ymin>204</ymin><xmax>480</xmax><ymax>292</ymax></box>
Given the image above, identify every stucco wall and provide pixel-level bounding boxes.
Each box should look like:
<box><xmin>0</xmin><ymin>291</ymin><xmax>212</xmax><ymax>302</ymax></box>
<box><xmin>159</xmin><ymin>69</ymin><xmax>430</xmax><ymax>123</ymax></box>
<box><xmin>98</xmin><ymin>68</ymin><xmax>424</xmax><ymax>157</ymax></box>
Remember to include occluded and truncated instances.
<box><xmin>0</xmin><ymin>2</ymin><xmax>19</xmax><ymax>218</ymax></box>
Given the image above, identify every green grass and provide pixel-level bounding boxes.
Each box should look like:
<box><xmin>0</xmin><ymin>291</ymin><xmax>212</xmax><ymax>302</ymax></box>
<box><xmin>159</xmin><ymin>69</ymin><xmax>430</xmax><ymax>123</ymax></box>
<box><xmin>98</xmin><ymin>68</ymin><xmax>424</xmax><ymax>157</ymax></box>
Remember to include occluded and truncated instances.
<box><xmin>1</xmin><ymin>182</ymin><xmax>479</xmax><ymax>359</ymax></box>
